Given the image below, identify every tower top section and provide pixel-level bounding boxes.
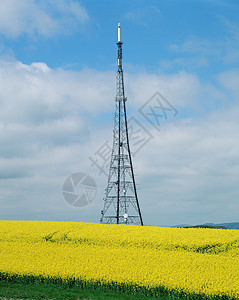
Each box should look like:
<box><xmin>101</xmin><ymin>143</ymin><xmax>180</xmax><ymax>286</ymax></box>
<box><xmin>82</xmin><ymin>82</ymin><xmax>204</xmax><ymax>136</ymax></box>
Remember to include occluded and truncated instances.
<box><xmin>117</xmin><ymin>23</ymin><xmax>122</xmax><ymax>43</ymax></box>
<box><xmin>117</xmin><ymin>23</ymin><xmax>123</xmax><ymax>70</ymax></box>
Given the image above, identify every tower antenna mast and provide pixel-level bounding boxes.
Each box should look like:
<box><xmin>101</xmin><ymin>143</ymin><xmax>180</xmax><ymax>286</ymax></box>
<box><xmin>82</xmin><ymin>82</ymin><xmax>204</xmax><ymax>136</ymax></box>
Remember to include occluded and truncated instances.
<box><xmin>100</xmin><ymin>23</ymin><xmax>143</xmax><ymax>226</ymax></box>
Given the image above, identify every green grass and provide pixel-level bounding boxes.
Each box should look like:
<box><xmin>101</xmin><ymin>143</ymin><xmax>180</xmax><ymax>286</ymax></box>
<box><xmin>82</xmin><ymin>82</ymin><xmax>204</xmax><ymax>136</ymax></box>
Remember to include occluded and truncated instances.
<box><xmin>0</xmin><ymin>281</ymin><xmax>171</xmax><ymax>300</ymax></box>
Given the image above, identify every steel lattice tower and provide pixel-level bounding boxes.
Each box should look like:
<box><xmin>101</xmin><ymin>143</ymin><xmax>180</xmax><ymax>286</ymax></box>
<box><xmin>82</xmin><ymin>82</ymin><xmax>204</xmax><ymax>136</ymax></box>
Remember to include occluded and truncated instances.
<box><xmin>100</xmin><ymin>23</ymin><xmax>143</xmax><ymax>226</ymax></box>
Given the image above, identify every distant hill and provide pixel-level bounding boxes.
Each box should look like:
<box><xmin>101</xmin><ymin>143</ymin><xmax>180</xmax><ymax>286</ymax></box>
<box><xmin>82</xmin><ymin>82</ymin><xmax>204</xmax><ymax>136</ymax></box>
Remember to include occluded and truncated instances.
<box><xmin>175</xmin><ymin>222</ymin><xmax>239</xmax><ymax>229</ymax></box>
<box><xmin>209</xmin><ymin>222</ymin><xmax>239</xmax><ymax>229</ymax></box>
<box><xmin>183</xmin><ymin>224</ymin><xmax>226</xmax><ymax>229</ymax></box>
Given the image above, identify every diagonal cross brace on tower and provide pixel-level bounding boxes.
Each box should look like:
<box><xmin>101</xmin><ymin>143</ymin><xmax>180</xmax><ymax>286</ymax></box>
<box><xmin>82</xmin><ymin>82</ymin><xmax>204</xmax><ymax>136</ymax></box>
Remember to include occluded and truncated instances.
<box><xmin>100</xmin><ymin>23</ymin><xmax>143</xmax><ymax>226</ymax></box>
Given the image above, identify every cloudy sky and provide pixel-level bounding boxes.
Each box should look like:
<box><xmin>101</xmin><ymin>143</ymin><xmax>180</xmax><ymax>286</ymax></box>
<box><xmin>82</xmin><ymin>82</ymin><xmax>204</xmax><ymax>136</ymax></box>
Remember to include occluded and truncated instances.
<box><xmin>0</xmin><ymin>0</ymin><xmax>238</xmax><ymax>226</ymax></box>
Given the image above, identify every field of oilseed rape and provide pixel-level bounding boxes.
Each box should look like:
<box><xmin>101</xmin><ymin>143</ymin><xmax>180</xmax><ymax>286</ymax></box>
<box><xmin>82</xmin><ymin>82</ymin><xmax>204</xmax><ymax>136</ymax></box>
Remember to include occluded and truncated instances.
<box><xmin>0</xmin><ymin>221</ymin><xmax>239</xmax><ymax>299</ymax></box>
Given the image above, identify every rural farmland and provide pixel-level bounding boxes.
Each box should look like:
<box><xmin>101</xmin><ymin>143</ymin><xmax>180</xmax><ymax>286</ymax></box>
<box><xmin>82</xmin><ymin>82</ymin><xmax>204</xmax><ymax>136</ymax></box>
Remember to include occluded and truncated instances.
<box><xmin>0</xmin><ymin>221</ymin><xmax>238</xmax><ymax>299</ymax></box>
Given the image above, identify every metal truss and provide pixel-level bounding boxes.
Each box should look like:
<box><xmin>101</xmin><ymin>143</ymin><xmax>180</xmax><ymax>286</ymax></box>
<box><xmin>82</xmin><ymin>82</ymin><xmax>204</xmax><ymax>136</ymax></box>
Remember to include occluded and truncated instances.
<box><xmin>100</xmin><ymin>23</ymin><xmax>143</xmax><ymax>226</ymax></box>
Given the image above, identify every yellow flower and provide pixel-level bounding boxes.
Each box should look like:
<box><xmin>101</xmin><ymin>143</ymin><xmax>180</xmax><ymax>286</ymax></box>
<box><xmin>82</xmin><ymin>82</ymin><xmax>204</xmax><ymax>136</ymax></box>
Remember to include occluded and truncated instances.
<box><xmin>0</xmin><ymin>220</ymin><xmax>238</xmax><ymax>299</ymax></box>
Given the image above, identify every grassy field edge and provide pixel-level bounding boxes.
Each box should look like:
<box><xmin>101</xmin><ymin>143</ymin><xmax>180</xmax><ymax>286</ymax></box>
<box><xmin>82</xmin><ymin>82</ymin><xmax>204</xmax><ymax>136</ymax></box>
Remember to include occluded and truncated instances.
<box><xmin>0</xmin><ymin>272</ymin><xmax>230</xmax><ymax>300</ymax></box>
<box><xmin>0</xmin><ymin>280</ymin><xmax>159</xmax><ymax>300</ymax></box>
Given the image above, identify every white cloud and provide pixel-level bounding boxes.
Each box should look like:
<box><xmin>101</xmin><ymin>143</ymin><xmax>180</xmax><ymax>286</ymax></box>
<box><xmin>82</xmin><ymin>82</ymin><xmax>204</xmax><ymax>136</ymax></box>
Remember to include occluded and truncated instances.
<box><xmin>169</xmin><ymin>38</ymin><xmax>221</xmax><ymax>56</ymax></box>
<box><xmin>167</xmin><ymin>19</ymin><xmax>239</xmax><ymax>69</ymax></box>
<box><xmin>0</xmin><ymin>57</ymin><xmax>114</xmax><ymax>222</ymax></box>
<box><xmin>125</xmin><ymin>71</ymin><xmax>206</xmax><ymax>113</ymax></box>
<box><xmin>0</xmin><ymin>56</ymin><xmax>238</xmax><ymax>226</ymax></box>
<box><xmin>160</xmin><ymin>56</ymin><xmax>209</xmax><ymax>71</ymax></box>
<box><xmin>217</xmin><ymin>69</ymin><xmax>239</xmax><ymax>97</ymax></box>
<box><xmin>136</xmin><ymin>105</ymin><xmax>239</xmax><ymax>225</ymax></box>
<box><xmin>124</xmin><ymin>5</ymin><xmax>161</xmax><ymax>25</ymax></box>
<box><xmin>0</xmin><ymin>58</ymin><xmax>115</xmax><ymax>179</ymax></box>
<box><xmin>0</xmin><ymin>0</ymin><xmax>89</xmax><ymax>38</ymax></box>
<box><xmin>0</xmin><ymin>59</ymin><xmax>114</xmax><ymax>125</ymax></box>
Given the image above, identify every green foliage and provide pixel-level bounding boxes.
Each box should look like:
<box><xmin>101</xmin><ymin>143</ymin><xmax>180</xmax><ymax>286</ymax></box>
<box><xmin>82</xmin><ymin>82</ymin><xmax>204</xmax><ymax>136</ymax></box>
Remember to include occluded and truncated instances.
<box><xmin>0</xmin><ymin>273</ymin><xmax>230</xmax><ymax>300</ymax></box>
<box><xmin>0</xmin><ymin>280</ymin><xmax>166</xmax><ymax>300</ymax></box>
<box><xmin>182</xmin><ymin>225</ymin><xmax>226</xmax><ymax>229</ymax></box>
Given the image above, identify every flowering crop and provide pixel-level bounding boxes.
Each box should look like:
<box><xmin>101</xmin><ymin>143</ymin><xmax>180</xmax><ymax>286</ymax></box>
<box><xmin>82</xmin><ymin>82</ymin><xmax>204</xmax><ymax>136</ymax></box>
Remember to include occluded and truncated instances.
<box><xmin>0</xmin><ymin>221</ymin><xmax>238</xmax><ymax>299</ymax></box>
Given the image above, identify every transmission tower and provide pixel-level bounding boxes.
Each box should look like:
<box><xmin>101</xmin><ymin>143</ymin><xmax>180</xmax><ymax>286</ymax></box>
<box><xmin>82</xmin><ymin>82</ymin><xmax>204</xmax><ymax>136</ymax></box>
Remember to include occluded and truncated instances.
<box><xmin>100</xmin><ymin>23</ymin><xmax>143</xmax><ymax>226</ymax></box>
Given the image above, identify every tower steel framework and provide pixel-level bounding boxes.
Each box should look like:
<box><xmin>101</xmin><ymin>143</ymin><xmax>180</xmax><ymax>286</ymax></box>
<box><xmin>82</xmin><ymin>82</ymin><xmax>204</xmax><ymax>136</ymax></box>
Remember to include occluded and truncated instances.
<box><xmin>100</xmin><ymin>23</ymin><xmax>143</xmax><ymax>226</ymax></box>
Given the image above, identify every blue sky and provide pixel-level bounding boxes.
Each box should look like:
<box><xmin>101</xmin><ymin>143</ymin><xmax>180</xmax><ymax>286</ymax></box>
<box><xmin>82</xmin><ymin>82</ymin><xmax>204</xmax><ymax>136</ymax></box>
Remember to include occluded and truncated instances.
<box><xmin>2</xmin><ymin>0</ymin><xmax>239</xmax><ymax>74</ymax></box>
<box><xmin>0</xmin><ymin>0</ymin><xmax>239</xmax><ymax>226</ymax></box>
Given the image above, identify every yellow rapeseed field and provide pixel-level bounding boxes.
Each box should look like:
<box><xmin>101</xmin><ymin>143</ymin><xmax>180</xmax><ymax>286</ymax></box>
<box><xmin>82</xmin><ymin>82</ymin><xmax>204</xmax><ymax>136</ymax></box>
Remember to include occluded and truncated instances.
<box><xmin>0</xmin><ymin>221</ymin><xmax>238</xmax><ymax>299</ymax></box>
